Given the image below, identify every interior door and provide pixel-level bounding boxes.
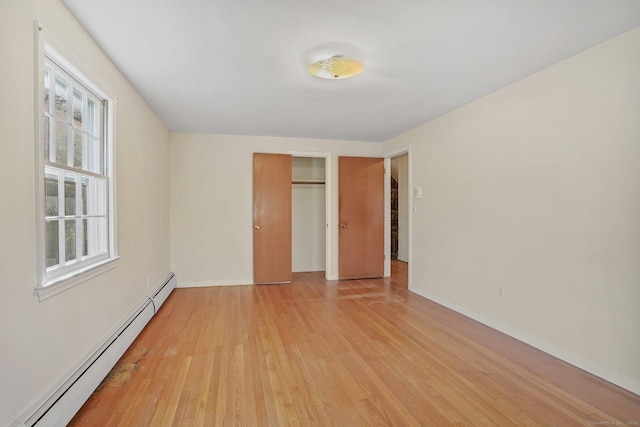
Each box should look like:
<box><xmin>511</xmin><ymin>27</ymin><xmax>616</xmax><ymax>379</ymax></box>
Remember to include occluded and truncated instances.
<box><xmin>338</xmin><ymin>156</ymin><xmax>384</xmax><ymax>279</ymax></box>
<box><xmin>253</xmin><ymin>153</ymin><xmax>292</xmax><ymax>284</ymax></box>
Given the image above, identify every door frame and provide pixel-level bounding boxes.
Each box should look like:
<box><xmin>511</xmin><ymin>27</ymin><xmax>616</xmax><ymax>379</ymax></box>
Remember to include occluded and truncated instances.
<box><xmin>286</xmin><ymin>147</ymin><xmax>412</xmax><ymax>284</ymax></box>
<box><xmin>288</xmin><ymin>151</ymin><xmax>334</xmax><ymax>280</ymax></box>
<box><xmin>383</xmin><ymin>145</ymin><xmax>412</xmax><ymax>288</ymax></box>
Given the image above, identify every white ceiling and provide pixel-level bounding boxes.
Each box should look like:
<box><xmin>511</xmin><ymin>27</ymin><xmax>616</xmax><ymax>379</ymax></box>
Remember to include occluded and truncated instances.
<box><xmin>61</xmin><ymin>0</ymin><xmax>640</xmax><ymax>143</ymax></box>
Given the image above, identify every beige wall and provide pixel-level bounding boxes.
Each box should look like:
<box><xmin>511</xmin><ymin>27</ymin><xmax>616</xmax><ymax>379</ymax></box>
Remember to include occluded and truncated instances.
<box><xmin>0</xmin><ymin>0</ymin><xmax>170</xmax><ymax>423</ymax></box>
<box><xmin>169</xmin><ymin>133</ymin><xmax>381</xmax><ymax>284</ymax></box>
<box><xmin>384</xmin><ymin>27</ymin><xmax>640</xmax><ymax>390</ymax></box>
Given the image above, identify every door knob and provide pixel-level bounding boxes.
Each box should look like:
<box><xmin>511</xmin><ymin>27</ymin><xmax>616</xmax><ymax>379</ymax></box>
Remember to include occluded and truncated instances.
<box><xmin>340</xmin><ymin>223</ymin><xmax>347</xmax><ymax>228</ymax></box>
<box><xmin>254</xmin><ymin>225</ymin><xmax>261</xmax><ymax>230</ymax></box>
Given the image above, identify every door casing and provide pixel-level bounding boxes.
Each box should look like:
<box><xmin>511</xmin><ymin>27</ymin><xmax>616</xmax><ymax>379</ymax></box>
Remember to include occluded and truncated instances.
<box><xmin>383</xmin><ymin>146</ymin><xmax>412</xmax><ymax>288</ymax></box>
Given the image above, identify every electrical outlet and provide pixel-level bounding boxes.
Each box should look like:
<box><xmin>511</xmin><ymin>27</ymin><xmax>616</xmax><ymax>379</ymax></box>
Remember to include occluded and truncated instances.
<box><xmin>498</xmin><ymin>287</ymin><xmax>505</xmax><ymax>299</ymax></box>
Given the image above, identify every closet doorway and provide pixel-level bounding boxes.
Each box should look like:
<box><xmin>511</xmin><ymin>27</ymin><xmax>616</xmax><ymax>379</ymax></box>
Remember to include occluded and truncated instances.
<box><xmin>291</xmin><ymin>156</ymin><xmax>328</xmax><ymax>277</ymax></box>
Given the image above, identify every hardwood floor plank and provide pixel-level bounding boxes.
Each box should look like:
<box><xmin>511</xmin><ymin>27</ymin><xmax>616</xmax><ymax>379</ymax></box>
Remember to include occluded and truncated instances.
<box><xmin>69</xmin><ymin>262</ymin><xmax>640</xmax><ymax>426</ymax></box>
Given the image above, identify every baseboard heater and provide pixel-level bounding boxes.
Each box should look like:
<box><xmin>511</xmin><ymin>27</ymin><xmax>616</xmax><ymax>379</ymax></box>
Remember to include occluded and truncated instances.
<box><xmin>13</xmin><ymin>273</ymin><xmax>177</xmax><ymax>427</ymax></box>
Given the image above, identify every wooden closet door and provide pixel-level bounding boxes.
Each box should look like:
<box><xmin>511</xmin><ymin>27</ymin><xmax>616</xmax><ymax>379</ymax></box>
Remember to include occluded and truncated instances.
<box><xmin>338</xmin><ymin>156</ymin><xmax>384</xmax><ymax>279</ymax></box>
<box><xmin>253</xmin><ymin>153</ymin><xmax>292</xmax><ymax>284</ymax></box>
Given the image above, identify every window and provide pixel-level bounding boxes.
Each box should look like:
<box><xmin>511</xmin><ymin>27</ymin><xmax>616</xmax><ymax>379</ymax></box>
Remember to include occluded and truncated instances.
<box><xmin>35</xmin><ymin>27</ymin><xmax>117</xmax><ymax>300</ymax></box>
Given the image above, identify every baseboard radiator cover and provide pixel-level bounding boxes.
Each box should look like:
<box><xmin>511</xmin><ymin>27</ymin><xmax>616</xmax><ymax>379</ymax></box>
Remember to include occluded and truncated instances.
<box><xmin>151</xmin><ymin>273</ymin><xmax>177</xmax><ymax>310</ymax></box>
<box><xmin>12</xmin><ymin>273</ymin><xmax>176</xmax><ymax>427</ymax></box>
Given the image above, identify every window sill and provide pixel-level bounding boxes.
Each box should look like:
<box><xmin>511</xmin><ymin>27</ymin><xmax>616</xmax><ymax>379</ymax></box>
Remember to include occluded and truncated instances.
<box><xmin>35</xmin><ymin>256</ymin><xmax>120</xmax><ymax>302</ymax></box>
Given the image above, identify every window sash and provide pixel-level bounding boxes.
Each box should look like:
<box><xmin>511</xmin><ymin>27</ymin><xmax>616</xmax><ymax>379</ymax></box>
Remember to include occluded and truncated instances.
<box><xmin>44</xmin><ymin>58</ymin><xmax>106</xmax><ymax>176</ymax></box>
<box><xmin>43</xmin><ymin>165</ymin><xmax>109</xmax><ymax>282</ymax></box>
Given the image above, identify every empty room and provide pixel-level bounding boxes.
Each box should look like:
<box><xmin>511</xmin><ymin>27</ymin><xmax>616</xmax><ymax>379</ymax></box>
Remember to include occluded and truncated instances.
<box><xmin>1</xmin><ymin>0</ymin><xmax>639</xmax><ymax>425</ymax></box>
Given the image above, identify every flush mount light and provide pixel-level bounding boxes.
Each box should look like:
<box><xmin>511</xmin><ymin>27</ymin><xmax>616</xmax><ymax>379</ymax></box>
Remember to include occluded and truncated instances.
<box><xmin>308</xmin><ymin>56</ymin><xmax>364</xmax><ymax>80</ymax></box>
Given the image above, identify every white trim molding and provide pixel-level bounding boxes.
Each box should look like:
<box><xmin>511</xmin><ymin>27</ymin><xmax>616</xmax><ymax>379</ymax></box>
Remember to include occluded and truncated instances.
<box><xmin>178</xmin><ymin>279</ymin><xmax>254</xmax><ymax>288</ymax></box>
<box><xmin>35</xmin><ymin>257</ymin><xmax>120</xmax><ymax>301</ymax></box>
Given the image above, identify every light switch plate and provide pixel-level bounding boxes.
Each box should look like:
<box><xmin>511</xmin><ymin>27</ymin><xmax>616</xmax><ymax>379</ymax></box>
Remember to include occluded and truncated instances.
<box><xmin>412</xmin><ymin>186</ymin><xmax>422</xmax><ymax>198</ymax></box>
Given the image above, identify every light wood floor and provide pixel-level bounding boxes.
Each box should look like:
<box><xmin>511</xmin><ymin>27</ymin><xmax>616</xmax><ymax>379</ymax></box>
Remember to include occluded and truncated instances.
<box><xmin>70</xmin><ymin>261</ymin><xmax>640</xmax><ymax>426</ymax></box>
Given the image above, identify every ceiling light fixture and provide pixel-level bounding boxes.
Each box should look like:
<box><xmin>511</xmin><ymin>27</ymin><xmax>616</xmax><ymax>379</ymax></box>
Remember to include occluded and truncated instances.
<box><xmin>308</xmin><ymin>56</ymin><xmax>363</xmax><ymax>80</ymax></box>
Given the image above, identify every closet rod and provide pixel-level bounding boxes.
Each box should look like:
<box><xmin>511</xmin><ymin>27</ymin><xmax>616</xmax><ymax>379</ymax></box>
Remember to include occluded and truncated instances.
<box><xmin>292</xmin><ymin>179</ymin><xmax>325</xmax><ymax>185</ymax></box>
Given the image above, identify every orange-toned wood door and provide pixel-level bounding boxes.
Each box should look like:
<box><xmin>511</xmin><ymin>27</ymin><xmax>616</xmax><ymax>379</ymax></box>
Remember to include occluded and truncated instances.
<box><xmin>338</xmin><ymin>156</ymin><xmax>384</xmax><ymax>279</ymax></box>
<box><xmin>253</xmin><ymin>153</ymin><xmax>292</xmax><ymax>284</ymax></box>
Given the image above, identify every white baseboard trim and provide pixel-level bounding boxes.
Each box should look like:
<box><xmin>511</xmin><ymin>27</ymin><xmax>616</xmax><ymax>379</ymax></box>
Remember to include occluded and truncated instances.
<box><xmin>179</xmin><ymin>275</ymin><xmax>342</xmax><ymax>287</ymax></box>
<box><xmin>177</xmin><ymin>278</ymin><xmax>254</xmax><ymax>288</ymax></box>
<box><xmin>410</xmin><ymin>286</ymin><xmax>640</xmax><ymax>396</ymax></box>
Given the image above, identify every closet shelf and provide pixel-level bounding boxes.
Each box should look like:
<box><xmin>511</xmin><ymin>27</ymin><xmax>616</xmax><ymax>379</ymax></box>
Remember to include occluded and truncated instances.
<box><xmin>292</xmin><ymin>179</ymin><xmax>325</xmax><ymax>185</ymax></box>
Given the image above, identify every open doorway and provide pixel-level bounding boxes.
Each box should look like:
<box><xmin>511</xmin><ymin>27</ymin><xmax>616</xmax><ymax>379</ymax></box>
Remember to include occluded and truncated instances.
<box><xmin>385</xmin><ymin>149</ymin><xmax>410</xmax><ymax>288</ymax></box>
<box><xmin>391</xmin><ymin>155</ymin><xmax>409</xmax><ymax>263</ymax></box>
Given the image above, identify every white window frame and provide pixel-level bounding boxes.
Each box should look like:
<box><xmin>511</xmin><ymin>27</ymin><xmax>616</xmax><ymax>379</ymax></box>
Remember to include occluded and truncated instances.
<box><xmin>34</xmin><ymin>23</ymin><xmax>118</xmax><ymax>301</ymax></box>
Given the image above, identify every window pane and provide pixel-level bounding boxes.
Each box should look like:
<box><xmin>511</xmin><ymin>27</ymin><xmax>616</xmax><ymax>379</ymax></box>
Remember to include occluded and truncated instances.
<box><xmin>74</xmin><ymin>130</ymin><xmax>83</xmax><ymax>169</ymax></box>
<box><xmin>86</xmin><ymin>216</ymin><xmax>107</xmax><ymax>256</ymax></box>
<box><xmin>87</xmin><ymin>99</ymin><xmax>97</xmax><ymax>137</ymax></box>
<box><xmin>55</xmin><ymin>121</ymin><xmax>68</xmax><ymax>165</ymax></box>
<box><xmin>85</xmin><ymin>95</ymin><xmax>104</xmax><ymax>138</ymax></box>
<box><xmin>96</xmin><ymin>217</ymin><xmax>107</xmax><ymax>255</ymax></box>
<box><xmin>44</xmin><ymin>66</ymin><xmax>50</xmax><ymax>114</ymax></box>
<box><xmin>95</xmin><ymin>179</ymin><xmax>107</xmax><ymax>215</ymax></box>
<box><xmin>96</xmin><ymin>216</ymin><xmax>107</xmax><ymax>255</ymax></box>
<box><xmin>65</xmin><ymin>220</ymin><xmax>76</xmax><ymax>262</ymax></box>
<box><xmin>81</xmin><ymin>177</ymin><xmax>88</xmax><ymax>215</ymax></box>
<box><xmin>45</xmin><ymin>170</ymin><xmax>59</xmax><ymax>217</ymax></box>
<box><xmin>86</xmin><ymin>136</ymin><xmax>94</xmax><ymax>172</ymax></box>
<box><xmin>44</xmin><ymin>115</ymin><xmax>50</xmax><ymax>161</ymax></box>
<box><xmin>84</xmin><ymin>177</ymin><xmax>107</xmax><ymax>216</ymax></box>
<box><xmin>82</xmin><ymin>218</ymin><xmax>88</xmax><ymax>257</ymax></box>
<box><xmin>86</xmin><ymin>136</ymin><xmax>104</xmax><ymax>174</ymax></box>
<box><xmin>64</xmin><ymin>173</ymin><xmax>76</xmax><ymax>216</ymax></box>
<box><xmin>46</xmin><ymin>220</ymin><xmax>59</xmax><ymax>268</ymax></box>
<box><xmin>55</xmin><ymin>76</ymin><xmax>68</xmax><ymax>122</ymax></box>
<box><xmin>73</xmin><ymin>88</ymin><xmax>83</xmax><ymax>128</ymax></box>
